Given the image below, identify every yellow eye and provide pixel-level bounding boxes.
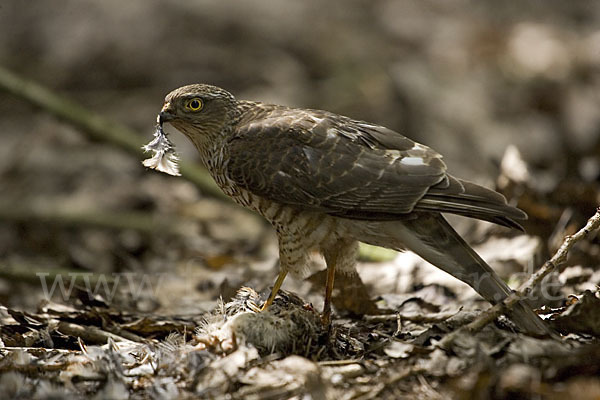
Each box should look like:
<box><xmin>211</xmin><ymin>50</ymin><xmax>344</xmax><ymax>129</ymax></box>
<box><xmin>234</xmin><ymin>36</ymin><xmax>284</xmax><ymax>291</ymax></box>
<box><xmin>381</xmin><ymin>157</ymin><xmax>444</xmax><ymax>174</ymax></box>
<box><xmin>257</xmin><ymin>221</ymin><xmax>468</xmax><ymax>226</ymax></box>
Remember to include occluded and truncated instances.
<box><xmin>185</xmin><ymin>98</ymin><xmax>203</xmax><ymax>112</ymax></box>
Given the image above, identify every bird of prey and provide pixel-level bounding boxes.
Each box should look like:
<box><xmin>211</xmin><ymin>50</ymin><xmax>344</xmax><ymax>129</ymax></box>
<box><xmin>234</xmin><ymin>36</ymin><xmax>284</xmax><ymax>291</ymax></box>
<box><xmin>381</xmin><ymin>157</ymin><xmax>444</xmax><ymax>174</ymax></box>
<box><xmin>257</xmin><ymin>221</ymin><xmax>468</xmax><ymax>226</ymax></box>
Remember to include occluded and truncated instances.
<box><xmin>148</xmin><ymin>83</ymin><xmax>551</xmax><ymax>335</ymax></box>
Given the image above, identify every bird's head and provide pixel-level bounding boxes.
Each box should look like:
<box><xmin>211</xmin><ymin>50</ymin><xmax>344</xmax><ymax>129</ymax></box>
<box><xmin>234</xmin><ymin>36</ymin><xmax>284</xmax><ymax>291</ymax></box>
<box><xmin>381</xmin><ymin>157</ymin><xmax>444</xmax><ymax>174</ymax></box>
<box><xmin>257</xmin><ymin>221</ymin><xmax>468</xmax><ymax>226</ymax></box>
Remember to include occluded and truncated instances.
<box><xmin>158</xmin><ymin>84</ymin><xmax>238</xmax><ymax>144</ymax></box>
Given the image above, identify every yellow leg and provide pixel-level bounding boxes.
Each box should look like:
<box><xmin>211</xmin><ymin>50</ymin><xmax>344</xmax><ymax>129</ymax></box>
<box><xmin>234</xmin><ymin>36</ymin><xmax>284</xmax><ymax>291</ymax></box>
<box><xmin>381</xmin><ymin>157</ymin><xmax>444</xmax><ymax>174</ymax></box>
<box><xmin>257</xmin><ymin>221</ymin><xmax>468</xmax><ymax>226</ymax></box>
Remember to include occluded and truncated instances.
<box><xmin>260</xmin><ymin>269</ymin><xmax>288</xmax><ymax>311</ymax></box>
<box><xmin>321</xmin><ymin>261</ymin><xmax>336</xmax><ymax>325</ymax></box>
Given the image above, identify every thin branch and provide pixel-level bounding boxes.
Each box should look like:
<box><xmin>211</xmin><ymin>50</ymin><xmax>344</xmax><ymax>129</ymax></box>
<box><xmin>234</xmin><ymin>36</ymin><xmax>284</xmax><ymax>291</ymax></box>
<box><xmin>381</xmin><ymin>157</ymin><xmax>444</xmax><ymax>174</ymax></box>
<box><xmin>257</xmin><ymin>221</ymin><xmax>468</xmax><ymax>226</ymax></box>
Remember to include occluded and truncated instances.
<box><xmin>0</xmin><ymin>264</ymin><xmax>115</xmax><ymax>286</ymax></box>
<box><xmin>101</xmin><ymin>324</ymin><xmax>149</xmax><ymax>344</ymax></box>
<box><xmin>0</xmin><ymin>204</ymin><xmax>193</xmax><ymax>236</ymax></box>
<box><xmin>318</xmin><ymin>359</ymin><xmax>362</xmax><ymax>366</ymax></box>
<box><xmin>57</xmin><ymin>321</ymin><xmax>135</xmax><ymax>345</ymax></box>
<box><xmin>439</xmin><ymin>207</ymin><xmax>600</xmax><ymax>348</ymax></box>
<box><xmin>364</xmin><ymin>310</ymin><xmax>459</xmax><ymax>324</ymax></box>
<box><xmin>0</xmin><ymin>65</ymin><xmax>226</xmax><ymax>200</ymax></box>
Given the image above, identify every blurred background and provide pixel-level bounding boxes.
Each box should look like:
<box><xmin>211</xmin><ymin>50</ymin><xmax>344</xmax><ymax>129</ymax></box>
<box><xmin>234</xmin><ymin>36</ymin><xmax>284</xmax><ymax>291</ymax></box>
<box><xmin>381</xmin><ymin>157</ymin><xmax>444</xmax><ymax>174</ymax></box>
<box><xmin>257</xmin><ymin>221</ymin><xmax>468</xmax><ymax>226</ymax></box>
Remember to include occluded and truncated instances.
<box><xmin>1</xmin><ymin>1</ymin><xmax>600</xmax><ymax>398</ymax></box>
<box><xmin>0</xmin><ymin>0</ymin><xmax>599</xmax><ymax>313</ymax></box>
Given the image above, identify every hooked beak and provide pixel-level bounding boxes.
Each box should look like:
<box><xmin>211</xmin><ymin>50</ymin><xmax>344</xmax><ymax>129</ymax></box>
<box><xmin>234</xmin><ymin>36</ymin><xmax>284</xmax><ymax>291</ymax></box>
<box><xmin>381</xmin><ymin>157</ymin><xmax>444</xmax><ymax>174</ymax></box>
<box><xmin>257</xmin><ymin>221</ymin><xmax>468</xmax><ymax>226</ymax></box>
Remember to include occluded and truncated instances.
<box><xmin>158</xmin><ymin>102</ymin><xmax>176</xmax><ymax>125</ymax></box>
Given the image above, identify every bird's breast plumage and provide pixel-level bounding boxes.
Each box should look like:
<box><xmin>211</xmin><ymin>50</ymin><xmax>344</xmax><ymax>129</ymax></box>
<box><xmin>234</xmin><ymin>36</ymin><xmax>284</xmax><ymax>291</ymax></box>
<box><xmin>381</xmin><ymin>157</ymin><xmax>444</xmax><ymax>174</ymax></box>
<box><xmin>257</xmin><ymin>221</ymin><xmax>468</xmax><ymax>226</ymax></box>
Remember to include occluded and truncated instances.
<box><xmin>200</xmin><ymin>141</ymin><xmax>347</xmax><ymax>277</ymax></box>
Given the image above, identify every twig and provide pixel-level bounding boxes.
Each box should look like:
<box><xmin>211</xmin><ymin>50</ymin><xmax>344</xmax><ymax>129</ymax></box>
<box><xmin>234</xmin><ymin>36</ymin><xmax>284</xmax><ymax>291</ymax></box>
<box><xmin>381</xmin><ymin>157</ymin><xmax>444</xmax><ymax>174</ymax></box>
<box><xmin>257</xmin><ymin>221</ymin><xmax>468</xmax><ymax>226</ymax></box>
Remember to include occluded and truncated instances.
<box><xmin>439</xmin><ymin>207</ymin><xmax>600</xmax><ymax>348</ymax></box>
<box><xmin>102</xmin><ymin>324</ymin><xmax>149</xmax><ymax>344</ymax></box>
<box><xmin>364</xmin><ymin>310</ymin><xmax>459</xmax><ymax>324</ymax></box>
<box><xmin>0</xmin><ymin>65</ymin><xmax>226</xmax><ymax>200</ymax></box>
<box><xmin>318</xmin><ymin>359</ymin><xmax>362</xmax><ymax>366</ymax></box>
<box><xmin>57</xmin><ymin>321</ymin><xmax>135</xmax><ymax>345</ymax></box>
<box><xmin>0</xmin><ymin>264</ymin><xmax>115</xmax><ymax>286</ymax></box>
<box><xmin>0</xmin><ymin>204</ymin><xmax>192</xmax><ymax>236</ymax></box>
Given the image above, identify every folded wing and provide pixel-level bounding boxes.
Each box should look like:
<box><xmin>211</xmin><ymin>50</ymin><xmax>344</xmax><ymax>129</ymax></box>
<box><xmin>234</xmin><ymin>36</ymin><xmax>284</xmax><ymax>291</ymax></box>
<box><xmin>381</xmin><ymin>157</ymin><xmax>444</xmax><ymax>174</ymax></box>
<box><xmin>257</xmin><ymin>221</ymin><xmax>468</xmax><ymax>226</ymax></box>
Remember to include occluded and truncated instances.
<box><xmin>226</xmin><ymin>107</ymin><xmax>526</xmax><ymax>228</ymax></box>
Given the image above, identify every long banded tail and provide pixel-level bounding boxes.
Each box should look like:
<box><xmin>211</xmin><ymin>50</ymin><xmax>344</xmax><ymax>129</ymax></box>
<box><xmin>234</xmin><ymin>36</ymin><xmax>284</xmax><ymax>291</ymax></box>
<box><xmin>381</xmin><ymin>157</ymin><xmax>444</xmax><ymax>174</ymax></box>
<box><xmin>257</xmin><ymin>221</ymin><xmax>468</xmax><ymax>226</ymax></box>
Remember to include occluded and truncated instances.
<box><xmin>396</xmin><ymin>213</ymin><xmax>552</xmax><ymax>336</ymax></box>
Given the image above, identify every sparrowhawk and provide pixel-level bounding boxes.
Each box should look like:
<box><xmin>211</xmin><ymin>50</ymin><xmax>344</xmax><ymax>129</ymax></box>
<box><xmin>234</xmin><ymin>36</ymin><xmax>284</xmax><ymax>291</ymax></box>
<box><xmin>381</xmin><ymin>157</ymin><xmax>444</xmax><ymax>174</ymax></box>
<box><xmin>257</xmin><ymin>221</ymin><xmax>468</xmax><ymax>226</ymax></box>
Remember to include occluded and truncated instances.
<box><xmin>146</xmin><ymin>83</ymin><xmax>551</xmax><ymax>335</ymax></box>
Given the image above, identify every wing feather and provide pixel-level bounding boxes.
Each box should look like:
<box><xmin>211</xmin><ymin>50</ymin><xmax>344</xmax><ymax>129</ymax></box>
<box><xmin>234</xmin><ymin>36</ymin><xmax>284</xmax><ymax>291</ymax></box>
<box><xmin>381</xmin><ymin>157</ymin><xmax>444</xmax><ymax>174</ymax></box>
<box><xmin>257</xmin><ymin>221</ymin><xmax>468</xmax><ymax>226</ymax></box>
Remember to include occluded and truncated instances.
<box><xmin>226</xmin><ymin>107</ymin><xmax>526</xmax><ymax>228</ymax></box>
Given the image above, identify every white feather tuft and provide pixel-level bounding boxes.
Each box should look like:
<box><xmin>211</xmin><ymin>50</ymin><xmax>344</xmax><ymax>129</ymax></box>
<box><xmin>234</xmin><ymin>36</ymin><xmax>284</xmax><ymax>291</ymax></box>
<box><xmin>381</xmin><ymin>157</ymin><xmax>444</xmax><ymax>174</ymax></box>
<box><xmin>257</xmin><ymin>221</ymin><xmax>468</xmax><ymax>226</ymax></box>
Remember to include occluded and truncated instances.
<box><xmin>142</xmin><ymin>124</ymin><xmax>181</xmax><ymax>176</ymax></box>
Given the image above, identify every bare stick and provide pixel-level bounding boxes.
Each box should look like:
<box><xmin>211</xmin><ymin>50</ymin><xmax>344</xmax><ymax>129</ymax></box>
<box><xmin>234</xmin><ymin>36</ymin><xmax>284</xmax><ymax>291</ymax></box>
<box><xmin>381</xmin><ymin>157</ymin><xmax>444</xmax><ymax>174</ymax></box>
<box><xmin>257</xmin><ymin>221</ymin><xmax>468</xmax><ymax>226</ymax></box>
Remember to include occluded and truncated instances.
<box><xmin>439</xmin><ymin>207</ymin><xmax>600</xmax><ymax>348</ymax></box>
<box><xmin>0</xmin><ymin>65</ymin><xmax>226</xmax><ymax>200</ymax></box>
<box><xmin>58</xmin><ymin>321</ymin><xmax>135</xmax><ymax>344</ymax></box>
<box><xmin>0</xmin><ymin>204</ymin><xmax>192</xmax><ymax>236</ymax></box>
<box><xmin>364</xmin><ymin>310</ymin><xmax>459</xmax><ymax>323</ymax></box>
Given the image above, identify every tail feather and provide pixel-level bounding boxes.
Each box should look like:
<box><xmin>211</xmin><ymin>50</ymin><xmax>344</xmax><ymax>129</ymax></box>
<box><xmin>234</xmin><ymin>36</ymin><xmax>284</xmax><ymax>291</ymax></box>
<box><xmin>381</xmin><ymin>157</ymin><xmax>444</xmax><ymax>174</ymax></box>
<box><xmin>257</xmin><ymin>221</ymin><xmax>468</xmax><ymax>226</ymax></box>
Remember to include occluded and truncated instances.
<box><xmin>415</xmin><ymin>177</ymin><xmax>528</xmax><ymax>231</ymax></box>
<box><xmin>393</xmin><ymin>213</ymin><xmax>552</xmax><ymax>336</ymax></box>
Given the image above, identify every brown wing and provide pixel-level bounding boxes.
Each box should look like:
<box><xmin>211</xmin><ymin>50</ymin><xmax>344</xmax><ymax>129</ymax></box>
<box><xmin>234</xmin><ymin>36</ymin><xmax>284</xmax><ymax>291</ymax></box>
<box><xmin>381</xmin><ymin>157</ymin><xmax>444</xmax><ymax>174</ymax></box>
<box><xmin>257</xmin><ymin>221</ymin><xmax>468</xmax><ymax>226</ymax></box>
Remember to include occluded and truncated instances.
<box><xmin>226</xmin><ymin>106</ymin><xmax>526</xmax><ymax>228</ymax></box>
